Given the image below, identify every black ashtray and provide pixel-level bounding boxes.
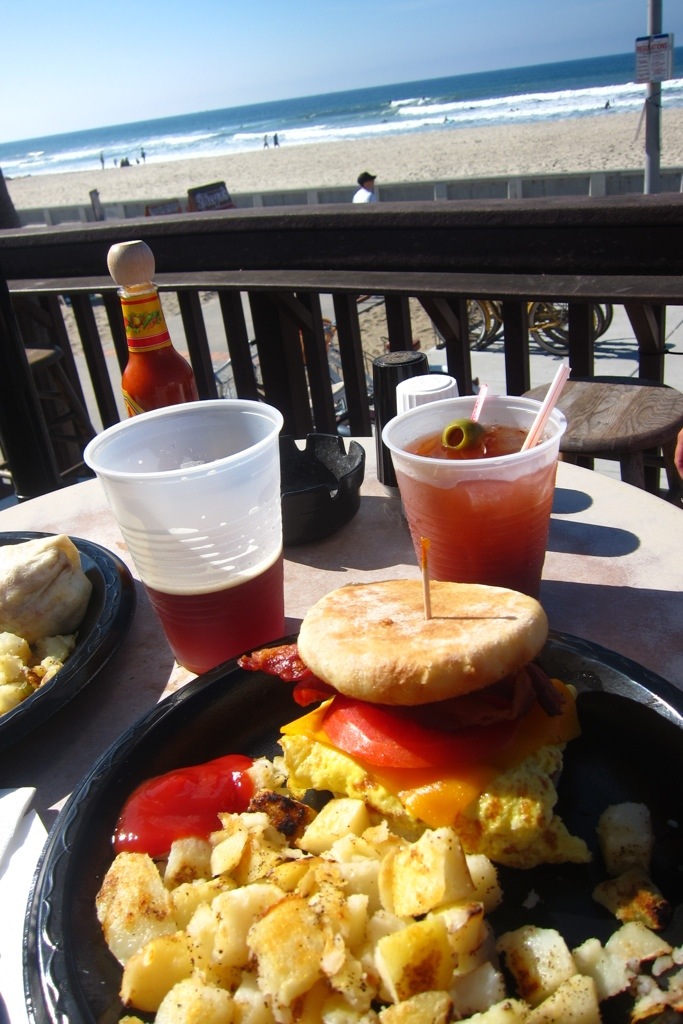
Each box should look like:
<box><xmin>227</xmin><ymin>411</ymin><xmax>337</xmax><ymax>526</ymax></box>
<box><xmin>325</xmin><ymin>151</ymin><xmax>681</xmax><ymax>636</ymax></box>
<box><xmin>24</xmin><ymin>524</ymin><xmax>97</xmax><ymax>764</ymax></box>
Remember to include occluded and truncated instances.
<box><xmin>280</xmin><ymin>434</ymin><xmax>365</xmax><ymax>545</ymax></box>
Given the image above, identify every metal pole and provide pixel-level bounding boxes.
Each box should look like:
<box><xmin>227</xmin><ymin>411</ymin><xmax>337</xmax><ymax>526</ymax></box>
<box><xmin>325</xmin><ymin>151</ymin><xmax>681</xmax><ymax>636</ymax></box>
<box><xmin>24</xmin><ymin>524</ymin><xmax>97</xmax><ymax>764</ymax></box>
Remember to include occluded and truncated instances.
<box><xmin>644</xmin><ymin>0</ymin><xmax>662</xmax><ymax>193</ymax></box>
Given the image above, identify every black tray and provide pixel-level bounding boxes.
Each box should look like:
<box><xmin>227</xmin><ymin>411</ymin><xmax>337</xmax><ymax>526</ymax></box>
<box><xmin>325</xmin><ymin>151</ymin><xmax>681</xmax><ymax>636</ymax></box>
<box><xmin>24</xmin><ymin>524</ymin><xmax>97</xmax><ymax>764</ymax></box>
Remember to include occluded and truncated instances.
<box><xmin>0</xmin><ymin>532</ymin><xmax>136</xmax><ymax>751</ymax></box>
<box><xmin>24</xmin><ymin>631</ymin><xmax>683</xmax><ymax>1024</ymax></box>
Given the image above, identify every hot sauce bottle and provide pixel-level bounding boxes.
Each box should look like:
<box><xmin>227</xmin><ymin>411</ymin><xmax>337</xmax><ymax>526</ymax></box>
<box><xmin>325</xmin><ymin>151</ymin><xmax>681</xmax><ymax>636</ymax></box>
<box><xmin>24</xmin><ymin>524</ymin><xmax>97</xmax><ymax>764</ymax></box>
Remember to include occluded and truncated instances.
<box><xmin>108</xmin><ymin>239</ymin><xmax>199</xmax><ymax>416</ymax></box>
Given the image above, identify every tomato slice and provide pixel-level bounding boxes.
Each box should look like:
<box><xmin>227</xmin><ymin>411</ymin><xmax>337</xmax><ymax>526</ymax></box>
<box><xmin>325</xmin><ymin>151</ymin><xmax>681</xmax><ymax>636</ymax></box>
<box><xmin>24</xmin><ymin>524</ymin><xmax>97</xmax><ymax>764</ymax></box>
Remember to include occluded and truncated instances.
<box><xmin>321</xmin><ymin>696</ymin><xmax>519</xmax><ymax>770</ymax></box>
<box><xmin>114</xmin><ymin>753</ymin><xmax>254</xmax><ymax>858</ymax></box>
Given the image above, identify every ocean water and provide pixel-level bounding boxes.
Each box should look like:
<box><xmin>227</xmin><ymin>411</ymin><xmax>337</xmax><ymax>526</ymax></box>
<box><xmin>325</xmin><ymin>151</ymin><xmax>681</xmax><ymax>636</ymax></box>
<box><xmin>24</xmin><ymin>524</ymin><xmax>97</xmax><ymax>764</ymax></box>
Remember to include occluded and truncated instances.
<box><xmin>2</xmin><ymin>49</ymin><xmax>682</xmax><ymax>179</ymax></box>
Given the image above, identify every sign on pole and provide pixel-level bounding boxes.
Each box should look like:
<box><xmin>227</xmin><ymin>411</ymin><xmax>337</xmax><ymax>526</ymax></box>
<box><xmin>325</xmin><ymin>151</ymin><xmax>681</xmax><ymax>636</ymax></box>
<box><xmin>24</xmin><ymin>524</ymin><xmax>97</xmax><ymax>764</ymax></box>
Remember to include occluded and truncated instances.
<box><xmin>635</xmin><ymin>33</ymin><xmax>674</xmax><ymax>83</ymax></box>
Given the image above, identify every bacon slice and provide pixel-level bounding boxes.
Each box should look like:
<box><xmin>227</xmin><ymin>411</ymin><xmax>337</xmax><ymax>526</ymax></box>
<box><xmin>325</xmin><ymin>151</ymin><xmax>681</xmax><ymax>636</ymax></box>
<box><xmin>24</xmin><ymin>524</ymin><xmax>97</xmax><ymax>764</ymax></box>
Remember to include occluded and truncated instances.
<box><xmin>238</xmin><ymin>643</ymin><xmax>309</xmax><ymax>680</ymax></box>
<box><xmin>238</xmin><ymin>643</ymin><xmax>335</xmax><ymax>706</ymax></box>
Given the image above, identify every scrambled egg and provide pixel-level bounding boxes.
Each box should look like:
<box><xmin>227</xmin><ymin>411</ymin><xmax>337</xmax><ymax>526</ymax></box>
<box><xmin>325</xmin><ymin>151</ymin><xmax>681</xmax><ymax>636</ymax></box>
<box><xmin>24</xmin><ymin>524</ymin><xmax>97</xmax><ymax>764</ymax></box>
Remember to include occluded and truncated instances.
<box><xmin>0</xmin><ymin>630</ymin><xmax>77</xmax><ymax>716</ymax></box>
<box><xmin>279</xmin><ymin>734</ymin><xmax>590</xmax><ymax>869</ymax></box>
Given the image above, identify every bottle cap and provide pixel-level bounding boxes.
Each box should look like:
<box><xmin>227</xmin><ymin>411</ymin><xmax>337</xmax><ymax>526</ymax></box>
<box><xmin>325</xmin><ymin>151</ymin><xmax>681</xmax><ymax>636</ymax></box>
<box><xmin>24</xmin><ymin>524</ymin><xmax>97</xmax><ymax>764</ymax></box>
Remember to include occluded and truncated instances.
<box><xmin>396</xmin><ymin>373</ymin><xmax>459</xmax><ymax>413</ymax></box>
<box><xmin>107</xmin><ymin>240</ymin><xmax>155</xmax><ymax>289</ymax></box>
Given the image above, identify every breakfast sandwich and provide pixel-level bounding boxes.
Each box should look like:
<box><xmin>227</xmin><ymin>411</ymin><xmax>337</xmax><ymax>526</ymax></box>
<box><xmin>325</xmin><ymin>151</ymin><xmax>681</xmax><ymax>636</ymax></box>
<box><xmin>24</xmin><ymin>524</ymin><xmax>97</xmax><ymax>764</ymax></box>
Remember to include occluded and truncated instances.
<box><xmin>239</xmin><ymin>580</ymin><xmax>591</xmax><ymax>870</ymax></box>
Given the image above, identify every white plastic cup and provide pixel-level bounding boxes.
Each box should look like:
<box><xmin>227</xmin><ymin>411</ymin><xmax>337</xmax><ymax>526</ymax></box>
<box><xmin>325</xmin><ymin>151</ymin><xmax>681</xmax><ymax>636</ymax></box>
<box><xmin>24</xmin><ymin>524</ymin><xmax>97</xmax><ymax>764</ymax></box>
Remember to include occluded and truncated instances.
<box><xmin>396</xmin><ymin>373</ymin><xmax>459</xmax><ymax>413</ymax></box>
<box><xmin>84</xmin><ymin>400</ymin><xmax>285</xmax><ymax>673</ymax></box>
<box><xmin>382</xmin><ymin>395</ymin><xmax>566</xmax><ymax>597</ymax></box>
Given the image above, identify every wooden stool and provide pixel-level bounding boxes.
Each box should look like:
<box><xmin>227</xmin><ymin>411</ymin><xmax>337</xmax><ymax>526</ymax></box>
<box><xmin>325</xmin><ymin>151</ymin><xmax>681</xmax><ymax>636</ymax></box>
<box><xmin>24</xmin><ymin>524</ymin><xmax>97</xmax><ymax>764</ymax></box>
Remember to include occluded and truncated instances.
<box><xmin>25</xmin><ymin>346</ymin><xmax>96</xmax><ymax>481</ymax></box>
<box><xmin>524</xmin><ymin>377</ymin><xmax>683</xmax><ymax>503</ymax></box>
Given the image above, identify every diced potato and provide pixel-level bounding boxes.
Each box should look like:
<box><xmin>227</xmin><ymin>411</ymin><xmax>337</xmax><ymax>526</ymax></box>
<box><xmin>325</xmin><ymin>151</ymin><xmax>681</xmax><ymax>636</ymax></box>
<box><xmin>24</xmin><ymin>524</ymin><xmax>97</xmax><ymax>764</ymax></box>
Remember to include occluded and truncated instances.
<box><xmin>248</xmin><ymin>895</ymin><xmax>328</xmax><ymax>1005</ymax></box>
<box><xmin>388</xmin><ymin>828</ymin><xmax>474</xmax><ymax>917</ymax></box>
<box><xmin>366</xmin><ymin>909</ymin><xmax>409</xmax><ymax>951</ymax></box>
<box><xmin>210</xmin><ymin>821</ymin><xmax>250</xmax><ymax>877</ymax></box>
<box><xmin>604</xmin><ymin>920</ymin><xmax>672</xmax><ymax>963</ymax></box>
<box><xmin>466</xmin><ymin>854</ymin><xmax>503</xmax><ymax>913</ymax></box>
<box><xmin>452</xmin><ymin>998</ymin><xmax>529</xmax><ymax>1022</ymax></box>
<box><xmin>449</xmin><ymin>961</ymin><xmax>507</xmax><ymax>1018</ymax></box>
<box><xmin>597</xmin><ymin>802</ymin><xmax>653</xmax><ymax>876</ymax></box>
<box><xmin>329</xmin><ymin>833</ymin><xmax>384</xmax><ymax>863</ymax></box>
<box><xmin>431</xmin><ymin>901</ymin><xmax>486</xmax><ymax>974</ymax></box>
<box><xmin>232</xmin><ymin>971</ymin><xmax>276</xmax><ymax>1024</ymax></box>
<box><xmin>448</xmin><ymin>958</ymin><xmax>507</xmax><ymax>1015</ymax></box>
<box><xmin>374</xmin><ymin>916</ymin><xmax>454</xmax><ymax>1004</ymax></box>
<box><xmin>34</xmin><ymin>632</ymin><xmax>76</xmax><ymax>663</ymax></box>
<box><xmin>0</xmin><ymin>681</ymin><xmax>32</xmax><ymax>713</ymax></box>
<box><xmin>336</xmin><ymin>856</ymin><xmax>382</xmax><ymax>914</ymax></box>
<box><xmin>299</xmin><ymin>798</ymin><xmax>372</xmax><ymax>855</ymax></box>
<box><xmin>320</xmin><ymin>990</ymin><xmax>377</xmax><ymax>1023</ymax></box>
<box><xmin>327</xmin><ymin>948</ymin><xmax>376</xmax><ymax>1013</ymax></box>
<box><xmin>0</xmin><ymin>631</ymin><xmax>31</xmax><ymax>665</ymax></box>
<box><xmin>120</xmin><ymin>932</ymin><xmax>193</xmax><ymax>1012</ymax></box>
<box><xmin>95</xmin><ymin>852</ymin><xmax>177</xmax><ymax>964</ymax></box>
<box><xmin>571</xmin><ymin>936</ymin><xmax>633</xmax><ymax>1001</ymax></box>
<box><xmin>211</xmin><ymin>883</ymin><xmax>284</xmax><ymax>970</ymax></box>
<box><xmin>526</xmin><ymin>973</ymin><xmax>600</xmax><ymax>1024</ymax></box>
<box><xmin>592</xmin><ymin>867</ymin><xmax>671</xmax><ymax>930</ymax></box>
<box><xmin>170</xmin><ymin>877</ymin><xmax>235</xmax><ymax>930</ymax></box>
<box><xmin>155</xmin><ymin>977</ymin><xmax>233</xmax><ymax>1024</ymax></box>
<box><xmin>164</xmin><ymin>837</ymin><xmax>213</xmax><ymax>888</ymax></box>
<box><xmin>232</xmin><ymin>835</ymin><xmax>286</xmax><ymax>886</ymax></box>
<box><xmin>295</xmin><ymin>979</ymin><xmax>336</xmax><ymax>1023</ymax></box>
<box><xmin>631</xmin><ymin>980</ymin><xmax>671</xmax><ymax>1023</ymax></box>
<box><xmin>378</xmin><ymin>989</ymin><xmax>453</xmax><ymax>1023</ymax></box>
<box><xmin>496</xmin><ymin>926</ymin><xmax>577</xmax><ymax>1007</ymax></box>
<box><xmin>265</xmin><ymin>856</ymin><xmax>316</xmax><ymax>892</ymax></box>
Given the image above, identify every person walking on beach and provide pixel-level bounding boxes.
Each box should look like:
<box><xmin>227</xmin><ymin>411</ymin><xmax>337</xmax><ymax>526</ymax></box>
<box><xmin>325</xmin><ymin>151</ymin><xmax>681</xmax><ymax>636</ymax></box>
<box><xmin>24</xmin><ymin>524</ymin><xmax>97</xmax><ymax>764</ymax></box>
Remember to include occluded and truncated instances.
<box><xmin>273</xmin><ymin>133</ymin><xmax>279</xmax><ymax>147</ymax></box>
<box><xmin>263</xmin><ymin>134</ymin><xmax>269</xmax><ymax>149</ymax></box>
<box><xmin>100</xmin><ymin>152</ymin><xmax>105</xmax><ymax>170</ymax></box>
<box><xmin>353</xmin><ymin>171</ymin><xmax>377</xmax><ymax>203</ymax></box>
<box><xmin>140</xmin><ymin>147</ymin><xmax>146</xmax><ymax>163</ymax></box>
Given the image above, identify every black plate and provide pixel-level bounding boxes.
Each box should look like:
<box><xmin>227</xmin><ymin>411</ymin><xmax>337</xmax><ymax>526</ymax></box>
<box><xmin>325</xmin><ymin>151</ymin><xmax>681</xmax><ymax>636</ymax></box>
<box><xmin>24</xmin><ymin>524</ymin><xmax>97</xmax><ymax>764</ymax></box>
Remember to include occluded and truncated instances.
<box><xmin>0</xmin><ymin>532</ymin><xmax>136</xmax><ymax>751</ymax></box>
<box><xmin>24</xmin><ymin>631</ymin><xmax>683</xmax><ymax>1024</ymax></box>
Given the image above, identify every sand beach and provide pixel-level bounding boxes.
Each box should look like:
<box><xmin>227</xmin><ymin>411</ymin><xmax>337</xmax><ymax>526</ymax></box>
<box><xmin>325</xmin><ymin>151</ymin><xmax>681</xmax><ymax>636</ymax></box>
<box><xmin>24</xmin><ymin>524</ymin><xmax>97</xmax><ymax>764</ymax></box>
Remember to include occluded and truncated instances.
<box><xmin>6</xmin><ymin>109</ymin><xmax>683</xmax><ymax>211</ymax></box>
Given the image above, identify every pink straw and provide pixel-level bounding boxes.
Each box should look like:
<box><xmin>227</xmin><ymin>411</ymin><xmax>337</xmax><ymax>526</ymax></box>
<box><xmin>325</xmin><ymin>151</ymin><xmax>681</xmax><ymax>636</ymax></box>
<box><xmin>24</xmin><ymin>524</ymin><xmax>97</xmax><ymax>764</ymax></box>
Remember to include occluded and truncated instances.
<box><xmin>470</xmin><ymin>383</ymin><xmax>488</xmax><ymax>422</ymax></box>
<box><xmin>521</xmin><ymin>363</ymin><xmax>570</xmax><ymax>451</ymax></box>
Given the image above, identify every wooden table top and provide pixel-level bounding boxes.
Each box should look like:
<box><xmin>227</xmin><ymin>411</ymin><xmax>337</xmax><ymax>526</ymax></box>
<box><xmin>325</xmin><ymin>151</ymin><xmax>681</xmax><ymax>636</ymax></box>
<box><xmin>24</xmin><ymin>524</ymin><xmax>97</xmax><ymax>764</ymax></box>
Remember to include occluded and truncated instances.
<box><xmin>0</xmin><ymin>441</ymin><xmax>680</xmax><ymax>829</ymax></box>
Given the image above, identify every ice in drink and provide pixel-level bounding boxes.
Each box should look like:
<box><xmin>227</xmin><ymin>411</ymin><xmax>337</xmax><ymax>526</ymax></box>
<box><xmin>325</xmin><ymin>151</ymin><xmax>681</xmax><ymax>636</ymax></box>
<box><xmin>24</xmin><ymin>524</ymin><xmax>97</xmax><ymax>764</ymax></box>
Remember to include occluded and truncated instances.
<box><xmin>382</xmin><ymin>396</ymin><xmax>566</xmax><ymax>597</ymax></box>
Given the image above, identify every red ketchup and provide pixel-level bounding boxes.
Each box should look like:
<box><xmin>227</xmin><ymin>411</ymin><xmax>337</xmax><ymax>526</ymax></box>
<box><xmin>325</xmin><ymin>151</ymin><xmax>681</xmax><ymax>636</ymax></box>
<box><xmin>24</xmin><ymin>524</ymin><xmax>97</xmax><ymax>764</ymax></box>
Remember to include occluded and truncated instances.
<box><xmin>114</xmin><ymin>754</ymin><xmax>254</xmax><ymax>858</ymax></box>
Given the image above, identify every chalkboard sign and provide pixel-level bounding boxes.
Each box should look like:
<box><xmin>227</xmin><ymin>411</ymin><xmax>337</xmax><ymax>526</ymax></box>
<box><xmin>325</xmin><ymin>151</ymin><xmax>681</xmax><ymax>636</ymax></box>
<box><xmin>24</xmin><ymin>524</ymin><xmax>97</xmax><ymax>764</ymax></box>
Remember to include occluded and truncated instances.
<box><xmin>145</xmin><ymin>199</ymin><xmax>183</xmax><ymax>217</ymax></box>
<box><xmin>187</xmin><ymin>181</ymin><xmax>235</xmax><ymax>212</ymax></box>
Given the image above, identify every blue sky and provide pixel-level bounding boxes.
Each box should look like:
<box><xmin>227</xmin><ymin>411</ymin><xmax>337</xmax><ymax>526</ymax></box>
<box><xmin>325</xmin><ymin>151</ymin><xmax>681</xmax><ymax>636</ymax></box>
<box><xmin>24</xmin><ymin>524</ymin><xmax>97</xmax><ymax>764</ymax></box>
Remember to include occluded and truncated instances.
<box><xmin>1</xmin><ymin>0</ymin><xmax>681</xmax><ymax>143</ymax></box>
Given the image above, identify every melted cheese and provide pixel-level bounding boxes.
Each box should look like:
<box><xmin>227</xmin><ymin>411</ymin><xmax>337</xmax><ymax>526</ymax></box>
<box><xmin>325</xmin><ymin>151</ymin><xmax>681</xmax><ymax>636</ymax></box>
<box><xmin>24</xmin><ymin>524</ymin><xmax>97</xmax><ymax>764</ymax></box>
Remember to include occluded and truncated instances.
<box><xmin>280</xmin><ymin>680</ymin><xmax>581</xmax><ymax>827</ymax></box>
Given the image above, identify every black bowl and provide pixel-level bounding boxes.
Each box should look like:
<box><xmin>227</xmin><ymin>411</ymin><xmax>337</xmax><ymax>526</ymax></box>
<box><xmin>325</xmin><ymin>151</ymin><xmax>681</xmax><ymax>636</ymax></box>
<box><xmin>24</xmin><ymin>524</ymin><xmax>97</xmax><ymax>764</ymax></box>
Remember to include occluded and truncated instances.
<box><xmin>280</xmin><ymin>434</ymin><xmax>365</xmax><ymax>545</ymax></box>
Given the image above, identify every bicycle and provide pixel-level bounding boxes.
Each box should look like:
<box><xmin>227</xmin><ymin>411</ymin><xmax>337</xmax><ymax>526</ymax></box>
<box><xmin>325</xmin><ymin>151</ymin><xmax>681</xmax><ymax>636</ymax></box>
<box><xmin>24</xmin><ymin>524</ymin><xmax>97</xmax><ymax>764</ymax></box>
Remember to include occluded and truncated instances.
<box><xmin>465</xmin><ymin>299</ymin><xmax>613</xmax><ymax>354</ymax></box>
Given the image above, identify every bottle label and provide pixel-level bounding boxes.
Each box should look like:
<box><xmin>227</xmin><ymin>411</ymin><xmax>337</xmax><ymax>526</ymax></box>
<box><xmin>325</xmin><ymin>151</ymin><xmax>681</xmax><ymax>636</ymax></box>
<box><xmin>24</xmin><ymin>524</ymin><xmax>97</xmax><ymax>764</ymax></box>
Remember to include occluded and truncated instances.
<box><xmin>122</xmin><ymin>389</ymin><xmax>146</xmax><ymax>416</ymax></box>
<box><xmin>121</xmin><ymin>291</ymin><xmax>172</xmax><ymax>352</ymax></box>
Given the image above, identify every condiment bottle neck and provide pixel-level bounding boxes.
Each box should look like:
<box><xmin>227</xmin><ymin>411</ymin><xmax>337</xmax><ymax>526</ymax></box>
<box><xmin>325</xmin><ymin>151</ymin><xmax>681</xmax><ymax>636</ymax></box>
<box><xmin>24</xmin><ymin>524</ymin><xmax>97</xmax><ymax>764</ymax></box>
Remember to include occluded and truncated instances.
<box><xmin>119</xmin><ymin>283</ymin><xmax>173</xmax><ymax>353</ymax></box>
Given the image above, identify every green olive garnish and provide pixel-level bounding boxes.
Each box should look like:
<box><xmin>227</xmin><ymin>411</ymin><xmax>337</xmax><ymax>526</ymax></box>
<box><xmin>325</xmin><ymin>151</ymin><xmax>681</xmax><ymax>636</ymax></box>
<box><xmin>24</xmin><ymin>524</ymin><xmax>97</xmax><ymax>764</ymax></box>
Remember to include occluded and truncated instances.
<box><xmin>441</xmin><ymin>418</ymin><xmax>485</xmax><ymax>451</ymax></box>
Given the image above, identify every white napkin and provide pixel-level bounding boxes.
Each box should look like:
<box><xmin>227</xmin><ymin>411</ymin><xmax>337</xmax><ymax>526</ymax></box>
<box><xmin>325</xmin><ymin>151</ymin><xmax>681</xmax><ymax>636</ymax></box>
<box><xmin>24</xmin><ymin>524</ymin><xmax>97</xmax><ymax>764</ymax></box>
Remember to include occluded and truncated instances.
<box><xmin>0</xmin><ymin>789</ymin><xmax>34</xmax><ymax>870</ymax></box>
<box><xmin>0</xmin><ymin>788</ymin><xmax>48</xmax><ymax>1024</ymax></box>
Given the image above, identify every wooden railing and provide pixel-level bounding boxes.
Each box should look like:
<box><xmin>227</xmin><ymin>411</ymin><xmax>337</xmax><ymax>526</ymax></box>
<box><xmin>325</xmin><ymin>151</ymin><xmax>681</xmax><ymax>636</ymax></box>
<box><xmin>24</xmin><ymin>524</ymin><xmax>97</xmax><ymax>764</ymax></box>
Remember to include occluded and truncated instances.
<box><xmin>1</xmin><ymin>194</ymin><xmax>683</xmax><ymax>498</ymax></box>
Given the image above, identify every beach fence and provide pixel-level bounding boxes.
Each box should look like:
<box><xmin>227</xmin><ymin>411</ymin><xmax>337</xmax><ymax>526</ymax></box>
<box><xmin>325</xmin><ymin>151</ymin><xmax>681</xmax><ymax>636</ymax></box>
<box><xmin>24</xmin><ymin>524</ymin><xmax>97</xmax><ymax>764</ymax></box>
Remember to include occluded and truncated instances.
<box><xmin>14</xmin><ymin>167</ymin><xmax>683</xmax><ymax>226</ymax></box>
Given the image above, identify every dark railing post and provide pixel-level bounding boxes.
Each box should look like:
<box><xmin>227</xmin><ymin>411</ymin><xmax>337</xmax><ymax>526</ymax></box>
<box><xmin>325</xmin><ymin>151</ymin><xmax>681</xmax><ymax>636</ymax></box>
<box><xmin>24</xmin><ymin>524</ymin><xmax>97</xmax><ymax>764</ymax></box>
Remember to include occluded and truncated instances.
<box><xmin>0</xmin><ymin>264</ymin><xmax>62</xmax><ymax>499</ymax></box>
<box><xmin>501</xmin><ymin>300</ymin><xmax>531</xmax><ymax>395</ymax></box>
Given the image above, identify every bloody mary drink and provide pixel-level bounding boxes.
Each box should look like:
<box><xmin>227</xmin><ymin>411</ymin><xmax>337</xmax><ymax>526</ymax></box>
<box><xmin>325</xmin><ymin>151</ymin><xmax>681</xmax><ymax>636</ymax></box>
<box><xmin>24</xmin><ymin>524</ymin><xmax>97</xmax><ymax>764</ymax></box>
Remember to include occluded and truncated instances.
<box><xmin>382</xmin><ymin>396</ymin><xmax>566</xmax><ymax>597</ymax></box>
